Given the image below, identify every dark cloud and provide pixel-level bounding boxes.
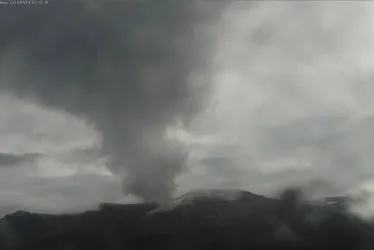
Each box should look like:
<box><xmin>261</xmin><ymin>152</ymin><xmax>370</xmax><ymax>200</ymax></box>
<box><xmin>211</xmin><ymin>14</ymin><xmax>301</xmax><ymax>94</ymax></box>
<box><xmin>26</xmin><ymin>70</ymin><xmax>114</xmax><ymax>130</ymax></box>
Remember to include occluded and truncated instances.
<box><xmin>0</xmin><ymin>153</ymin><xmax>40</xmax><ymax>168</ymax></box>
<box><xmin>0</xmin><ymin>2</ymin><xmax>222</xmax><ymax>201</ymax></box>
<box><xmin>57</xmin><ymin>147</ymin><xmax>102</xmax><ymax>165</ymax></box>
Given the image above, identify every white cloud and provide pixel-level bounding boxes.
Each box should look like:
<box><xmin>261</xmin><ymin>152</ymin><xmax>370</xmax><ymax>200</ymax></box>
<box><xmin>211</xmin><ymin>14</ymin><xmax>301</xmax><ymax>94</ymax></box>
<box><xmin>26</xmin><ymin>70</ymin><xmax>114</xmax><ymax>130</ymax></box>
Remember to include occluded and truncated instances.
<box><xmin>177</xmin><ymin>2</ymin><xmax>374</xmax><ymax>198</ymax></box>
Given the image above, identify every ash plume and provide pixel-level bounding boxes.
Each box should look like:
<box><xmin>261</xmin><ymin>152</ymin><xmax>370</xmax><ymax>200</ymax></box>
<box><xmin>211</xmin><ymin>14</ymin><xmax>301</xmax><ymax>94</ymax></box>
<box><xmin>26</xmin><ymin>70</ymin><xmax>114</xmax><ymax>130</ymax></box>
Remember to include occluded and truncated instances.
<box><xmin>0</xmin><ymin>2</ymin><xmax>221</xmax><ymax>202</ymax></box>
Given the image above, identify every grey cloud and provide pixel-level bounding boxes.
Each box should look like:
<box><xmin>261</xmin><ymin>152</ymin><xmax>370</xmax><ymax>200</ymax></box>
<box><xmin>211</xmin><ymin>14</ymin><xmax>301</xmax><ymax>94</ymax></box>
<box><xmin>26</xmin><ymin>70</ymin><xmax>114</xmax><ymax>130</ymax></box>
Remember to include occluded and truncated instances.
<box><xmin>184</xmin><ymin>2</ymin><xmax>374</xmax><ymax>197</ymax></box>
<box><xmin>0</xmin><ymin>94</ymin><xmax>99</xmax><ymax>155</ymax></box>
<box><xmin>193</xmin><ymin>114</ymin><xmax>374</xmax><ymax>197</ymax></box>
<box><xmin>0</xmin><ymin>173</ymin><xmax>136</xmax><ymax>215</ymax></box>
<box><xmin>3</xmin><ymin>0</ymin><xmax>373</xmax><ymax>206</ymax></box>
<box><xmin>0</xmin><ymin>152</ymin><xmax>40</xmax><ymax>168</ymax></box>
<box><xmin>57</xmin><ymin>147</ymin><xmax>102</xmax><ymax>165</ymax></box>
<box><xmin>0</xmin><ymin>2</ymin><xmax>223</xmax><ymax>201</ymax></box>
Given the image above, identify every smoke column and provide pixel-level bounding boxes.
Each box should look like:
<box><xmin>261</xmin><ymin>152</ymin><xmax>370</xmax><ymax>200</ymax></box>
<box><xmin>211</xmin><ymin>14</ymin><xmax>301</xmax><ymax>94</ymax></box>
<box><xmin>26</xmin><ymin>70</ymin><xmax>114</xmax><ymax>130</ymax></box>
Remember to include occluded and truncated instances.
<box><xmin>0</xmin><ymin>2</ymin><xmax>222</xmax><ymax>202</ymax></box>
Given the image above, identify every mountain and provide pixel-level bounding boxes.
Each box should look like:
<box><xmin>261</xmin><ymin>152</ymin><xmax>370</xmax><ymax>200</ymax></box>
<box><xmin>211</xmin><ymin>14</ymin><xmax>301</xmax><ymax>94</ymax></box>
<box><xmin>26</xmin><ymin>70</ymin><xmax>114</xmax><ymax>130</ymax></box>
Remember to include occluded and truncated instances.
<box><xmin>0</xmin><ymin>189</ymin><xmax>373</xmax><ymax>250</ymax></box>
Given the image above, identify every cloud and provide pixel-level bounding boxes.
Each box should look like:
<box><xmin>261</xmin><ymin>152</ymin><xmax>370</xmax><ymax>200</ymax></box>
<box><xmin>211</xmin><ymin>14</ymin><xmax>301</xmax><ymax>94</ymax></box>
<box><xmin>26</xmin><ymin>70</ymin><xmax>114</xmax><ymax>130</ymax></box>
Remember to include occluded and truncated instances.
<box><xmin>0</xmin><ymin>173</ymin><xmax>140</xmax><ymax>216</ymax></box>
<box><xmin>0</xmin><ymin>1</ymin><xmax>222</xmax><ymax>202</ymax></box>
<box><xmin>2</xmin><ymin>1</ymin><xmax>374</xmax><ymax>210</ymax></box>
<box><xmin>0</xmin><ymin>152</ymin><xmax>40</xmax><ymax>168</ymax></box>
<box><xmin>176</xmin><ymin>2</ymin><xmax>374</xmax><ymax>197</ymax></box>
<box><xmin>0</xmin><ymin>93</ymin><xmax>116</xmax><ymax>213</ymax></box>
<box><xmin>0</xmin><ymin>94</ymin><xmax>100</xmax><ymax>155</ymax></box>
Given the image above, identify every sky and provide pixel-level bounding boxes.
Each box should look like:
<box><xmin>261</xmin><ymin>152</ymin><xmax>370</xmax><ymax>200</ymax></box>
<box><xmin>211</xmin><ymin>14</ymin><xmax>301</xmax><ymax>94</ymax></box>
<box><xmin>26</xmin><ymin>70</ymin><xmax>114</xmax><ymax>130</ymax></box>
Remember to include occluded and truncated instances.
<box><xmin>1</xmin><ymin>1</ymin><xmax>374</xmax><ymax>216</ymax></box>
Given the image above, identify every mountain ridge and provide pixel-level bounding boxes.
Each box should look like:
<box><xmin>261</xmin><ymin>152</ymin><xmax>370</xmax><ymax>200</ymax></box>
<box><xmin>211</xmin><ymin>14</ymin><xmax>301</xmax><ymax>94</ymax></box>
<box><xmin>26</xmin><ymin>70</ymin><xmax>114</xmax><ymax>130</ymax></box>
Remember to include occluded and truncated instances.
<box><xmin>0</xmin><ymin>189</ymin><xmax>372</xmax><ymax>250</ymax></box>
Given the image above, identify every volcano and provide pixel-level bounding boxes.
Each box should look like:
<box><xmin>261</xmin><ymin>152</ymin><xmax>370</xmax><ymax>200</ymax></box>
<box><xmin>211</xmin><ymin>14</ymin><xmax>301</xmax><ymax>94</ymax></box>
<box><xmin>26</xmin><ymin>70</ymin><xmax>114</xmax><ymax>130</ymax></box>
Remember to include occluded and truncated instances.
<box><xmin>0</xmin><ymin>189</ymin><xmax>373</xmax><ymax>250</ymax></box>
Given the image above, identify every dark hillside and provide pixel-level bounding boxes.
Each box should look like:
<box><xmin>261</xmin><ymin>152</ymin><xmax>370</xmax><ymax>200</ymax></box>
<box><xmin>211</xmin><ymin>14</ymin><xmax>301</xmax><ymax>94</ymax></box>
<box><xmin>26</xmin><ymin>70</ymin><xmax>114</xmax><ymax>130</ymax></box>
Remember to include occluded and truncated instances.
<box><xmin>0</xmin><ymin>189</ymin><xmax>373</xmax><ymax>250</ymax></box>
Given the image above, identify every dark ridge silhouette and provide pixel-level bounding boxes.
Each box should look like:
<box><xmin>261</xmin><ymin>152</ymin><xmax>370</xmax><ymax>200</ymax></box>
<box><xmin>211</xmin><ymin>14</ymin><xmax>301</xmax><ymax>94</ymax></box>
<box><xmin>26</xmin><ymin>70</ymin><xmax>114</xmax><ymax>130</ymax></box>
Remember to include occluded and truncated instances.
<box><xmin>0</xmin><ymin>189</ymin><xmax>373</xmax><ymax>250</ymax></box>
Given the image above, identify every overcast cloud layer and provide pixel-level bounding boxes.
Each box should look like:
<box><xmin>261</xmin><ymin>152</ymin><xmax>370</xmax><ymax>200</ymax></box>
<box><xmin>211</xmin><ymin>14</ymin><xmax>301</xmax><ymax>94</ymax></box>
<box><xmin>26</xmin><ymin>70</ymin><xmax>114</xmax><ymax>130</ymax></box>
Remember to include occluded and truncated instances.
<box><xmin>177</xmin><ymin>2</ymin><xmax>374</xmax><ymax>201</ymax></box>
<box><xmin>1</xmin><ymin>2</ymin><xmax>374</xmax><ymax>214</ymax></box>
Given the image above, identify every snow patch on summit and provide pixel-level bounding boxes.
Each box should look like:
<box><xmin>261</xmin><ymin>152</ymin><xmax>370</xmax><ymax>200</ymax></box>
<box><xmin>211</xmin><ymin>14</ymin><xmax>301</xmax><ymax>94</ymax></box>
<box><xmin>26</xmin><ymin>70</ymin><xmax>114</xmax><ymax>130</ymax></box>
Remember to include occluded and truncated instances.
<box><xmin>148</xmin><ymin>189</ymin><xmax>248</xmax><ymax>214</ymax></box>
